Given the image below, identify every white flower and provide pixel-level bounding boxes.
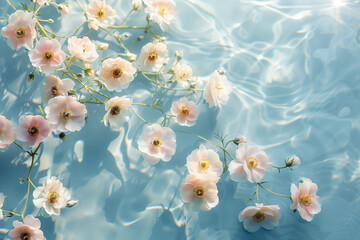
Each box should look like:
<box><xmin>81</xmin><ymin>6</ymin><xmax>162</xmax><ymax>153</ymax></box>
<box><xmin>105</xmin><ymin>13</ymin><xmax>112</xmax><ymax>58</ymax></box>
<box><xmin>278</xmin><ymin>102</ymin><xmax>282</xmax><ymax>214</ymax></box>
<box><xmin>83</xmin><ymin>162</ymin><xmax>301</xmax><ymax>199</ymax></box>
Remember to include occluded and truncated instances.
<box><xmin>33</xmin><ymin>176</ymin><xmax>71</xmax><ymax>215</ymax></box>
<box><xmin>67</xmin><ymin>36</ymin><xmax>99</xmax><ymax>62</ymax></box>
<box><xmin>87</xmin><ymin>0</ymin><xmax>116</xmax><ymax>27</ymax></box>
<box><xmin>144</xmin><ymin>0</ymin><xmax>176</xmax><ymax>31</ymax></box>
<box><xmin>286</xmin><ymin>155</ymin><xmax>301</xmax><ymax>167</ymax></box>
<box><xmin>170</xmin><ymin>98</ymin><xmax>198</xmax><ymax>127</ymax></box>
<box><xmin>203</xmin><ymin>71</ymin><xmax>232</xmax><ymax>108</ymax></box>
<box><xmin>137</xmin><ymin>42</ymin><xmax>168</xmax><ymax>72</ymax></box>
<box><xmin>103</xmin><ymin>96</ymin><xmax>132</xmax><ymax>128</ymax></box>
<box><xmin>88</xmin><ymin>17</ymin><xmax>100</xmax><ymax>30</ymax></box>
<box><xmin>43</xmin><ymin>75</ymin><xmax>75</xmax><ymax>102</ymax></box>
<box><xmin>132</xmin><ymin>0</ymin><xmax>143</xmax><ymax>10</ymax></box>
<box><xmin>0</xmin><ymin>192</ymin><xmax>4</xmax><ymax>220</ymax></box>
<box><xmin>173</xmin><ymin>63</ymin><xmax>193</xmax><ymax>87</ymax></box>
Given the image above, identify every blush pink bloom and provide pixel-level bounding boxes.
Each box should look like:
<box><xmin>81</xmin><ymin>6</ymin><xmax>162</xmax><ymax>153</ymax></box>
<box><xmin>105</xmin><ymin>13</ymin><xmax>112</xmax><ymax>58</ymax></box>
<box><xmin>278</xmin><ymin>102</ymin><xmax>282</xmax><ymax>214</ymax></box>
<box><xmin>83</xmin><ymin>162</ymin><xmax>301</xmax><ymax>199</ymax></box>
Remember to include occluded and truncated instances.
<box><xmin>99</xmin><ymin>57</ymin><xmax>136</xmax><ymax>92</ymax></box>
<box><xmin>8</xmin><ymin>215</ymin><xmax>44</xmax><ymax>240</ymax></box>
<box><xmin>0</xmin><ymin>115</ymin><xmax>16</xmax><ymax>149</ymax></box>
<box><xmin>88</xmin><ymin>18</ymin><xmax>100</xmax><ymax>31</ymax></box>
<box><xmin>137</xmin><ymin>42</ymin><xmax>168</xmax><ymax>72</ymax></box>
<box><xmin>180</xmin><ymin>174</ymin><xmax>219</xmax><ymax>211</ymax></box>
<box><xmin>45</xmin><ymin>96</ymin><xmax>87</xmax><ymax>133</ymax></box>
<box><xmin>137</xmin><ymin>124</ymin><xmax>176</xmax><ymax>164</ymax></box>
<box><xmin>229</xmin><ymin>143</ymin><xmax>270</xmax><ymax>183</ymax></box>
<box><xmin>286</xmin><ymin>155</ymin><xmax>301</xmax><ymax>167</ymax></box>
<box><xmin>171</xmin><ymin>98</ymin><xmax>198</xmax><ymax>127</ymax></box>
<box><xmin>36</xmin><ymin>0</ymin><xmax>48</xmax><ymax>5</ymax></box>
<box><xmin>58</xmin><ymin>4</ymin><xmax>70</xmax><ymax>14</ymax></box>
<box><xmin>290</xmin><ymin>178</ymin><xmax>321</xmax><ymax>221</ymax></box>
<box><xmin>103</xmin><ymin>96</ymin><xmax>132</xmax><ymax>128</ymax></box>
<box><xmin>29</xmin><ymin>37</ymin><xmax>66</xmax><ymax>74</ymax></box>
<box><xmin>173</xmin><ymin>63</ymin><xmax>193</xmax><ymax>87</ymax></box>
<box><xmin>1</xmin><ymin>10</ymin><xmax>36</xmax><ymax>50</ymax></box>
<box><xmin>144</xmin><ymin>0</ymin><xmax>176</xmax><ymax>31</ymax></box>
<box><xmin>203</xmin><ymin>71</ymin><xmax>232</xmax><ymax>108</ymax></box>
<box><xmin>16</xmin><ymin>115</ymin><xmax>51</xmax><ymax>147</ymax></box>
<box><xmin>239</xmin><ymin>203</ymin><xmax>281</xmax><ymax>233</ymax></box>
<box><xmin>43</xmin><ymin>75</ymin><xmax>75</xmax><ymax>102</ymax></box>
<box><xmin>67</xmin><ymin>36</ymin><xmax>99</xmax><ymax>62</ymax></box>
<box><xmin>87</xmin><ymin>0</ymin><xmax>116</xmax><ymax>27</ymax></box>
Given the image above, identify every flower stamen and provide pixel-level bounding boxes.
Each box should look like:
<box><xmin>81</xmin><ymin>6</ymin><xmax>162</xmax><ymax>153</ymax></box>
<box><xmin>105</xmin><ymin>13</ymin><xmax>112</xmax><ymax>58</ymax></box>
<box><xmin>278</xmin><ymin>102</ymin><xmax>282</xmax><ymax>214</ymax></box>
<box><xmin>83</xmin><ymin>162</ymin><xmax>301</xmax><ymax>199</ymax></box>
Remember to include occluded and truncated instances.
<box><xmin>158</xmin><ymin>5</ymin><xmax>169</xmax><ymax>16</ymax></box>
<box><xmin>193</xmin><ymin>186</ymin><xmax>205</xmax><ymax>199</ymax></box>
<box><xmin>111</xmin><ymin>68</ymin><xmax>123</xmax><ymax>79</ymax></box>
<box><xmin>43</xmin><ymin>50</ymin><xmax>54</xmax><ymax>61</ymax></box>
<box><xmin>151</xmin><ymin>136</ymin><xmax>162</xmax><ymax>147</ymax></box>
<box><xmin>60</xmin><ymin>108</ymin><xmax>72</xmax><ymax>120</ymax></box>
<box><xmin>148</xmin><ymin>52</ymin><xmax>158</xmax><ymax>62</ymax></box>
<box><xmin>252</xmin><ymin>210</ymin><xmax>266</xmax><ymax>223</ymax></box>
<box><xmin>246</xmin><ymin>157</ymin><xmax>258</xmax><ymax>168</ymax></box>
<box><xmin>27</xmin><ymin>125</ymin><xmax>39</xmax><ymax>137</ymax></box>
<box><xmin>97</xmin><ymin>9</ymin><xmax>105</xmax><ymax>18</ymax></box>
<box><xmin>180</xmin><ymin>106</ymin><xmax>190</xmax><ymax>116</ymax></box>
<box><xmin>215</xmin><ymin>84</ymin><xmax>224</xmax><ymax>95</ymax></box>
<box><xmin>47</xmin><ymin>191</ymin><xmax>59</xmax><ymax>204</ymax></box>
<box><xmin>198</xmin><ymin>159</ymin><xmax>210</xmax><ymax>170</ymax></box>
<box><xmin>20</xmin><ymin>232</ymin><xmax>31</xmax><ymax>240</ymax></box>
<box><xmin>14</xmin><ymin>26</ymin><xmax>26</xmax><ymax>38</ymax></box>
<box><xmin>300</xmin><ymin>195</ymin><xmax>312</xmax><ymax>207</ymax></box>
<box><xmin>110</xmin><ymin>106</ymin><xmax>121</xmax><ymax>115</ymax></box>
<box><xmin>51</xmin><ymin>86</ymin><xmax>60</xmax><ymax>97</ymax></box>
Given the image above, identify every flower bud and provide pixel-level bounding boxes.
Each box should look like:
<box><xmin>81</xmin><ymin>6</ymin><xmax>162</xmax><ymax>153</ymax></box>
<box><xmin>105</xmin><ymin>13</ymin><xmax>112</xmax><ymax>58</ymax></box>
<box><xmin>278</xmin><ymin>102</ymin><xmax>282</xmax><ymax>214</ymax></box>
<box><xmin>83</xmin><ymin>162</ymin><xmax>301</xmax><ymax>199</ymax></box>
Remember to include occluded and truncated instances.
<box><xmin>82</xmin><ymin>62</ymin><xmax>92</xmax><ymax>69</ymax></box>
<box><xmin>137</xmin><ymin>35</ymin><xmax>144</xmax><ymax>41</ymax></box>
<box><xmin>233</xmin><ymin>136</ymin><xmax>247</xmax><ymax>145</ymax></box>
<box><xmin>84</xmin><ymin>69</ymin><xmax>95</xmax><ymax>78</ymax></box>
<box><xmin>125</xmin><ymin>52</ymin><xmax>137</xmax><ymax>62</ymax></box>
<box><xmin>175</xmin><ymin>50</ymin><xmax>183</xmax><ymax>60</ymax></box>
<box><xmin>48</xmin><ymin>19</ymin><xmax>54</xmax><ymax>23</ymax></box>
<box><xmin>97</xmin><ymin>42</ymin><xmax>109</xmax><ymax>51</ymax></box>
<box><xmin>132</xmin><ymin>0</ymin><xmax>142</xmax><ymax>10</ymax></box>
<box><xmin>286</xmin><ymin>155</ymin><xmax>301</xmax><ymax>167</ymax></box>
<box><xmin>58</xmin><ymin>4</ymin><xmax>70</xmax><ymax>14</ymax></box>
<box><xmin>68</xmin><ymin>90</ymin><xmax>77</xmax><ymax>96</ymax></box>
<box><xmin>88</xmin><ymin>18</ymin><xmax>99</xmax><ymax>31</ymax></box>
<box><xmin>28</xmin><ymin>73</ymin><xmax>35</xmax><ymax>83</ymax></box>
<box><xmin>77</xmin><ymin>73</ymin><xmax>84</xmax><ymax>79</ymax></box>
<box><xmin>59</xmin><ymin>132</ymin><xmax>66</xmax><ymax>140</ymax></box>
<box><xmin>66</xmin><ymin>200</ymin><xmax>78</xmax><ymax>208</ymax></box>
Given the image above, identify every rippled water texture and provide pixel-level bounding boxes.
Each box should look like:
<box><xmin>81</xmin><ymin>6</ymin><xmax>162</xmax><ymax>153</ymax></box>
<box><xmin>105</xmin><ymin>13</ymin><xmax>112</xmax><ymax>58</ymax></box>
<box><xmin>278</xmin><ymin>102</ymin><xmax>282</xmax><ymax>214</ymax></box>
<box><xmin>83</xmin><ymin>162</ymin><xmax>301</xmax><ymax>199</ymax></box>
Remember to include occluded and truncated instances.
<box><xmin>1</xmin><ymin>0</ymin><xmax>360</xmax><ymax>239</ymax></box>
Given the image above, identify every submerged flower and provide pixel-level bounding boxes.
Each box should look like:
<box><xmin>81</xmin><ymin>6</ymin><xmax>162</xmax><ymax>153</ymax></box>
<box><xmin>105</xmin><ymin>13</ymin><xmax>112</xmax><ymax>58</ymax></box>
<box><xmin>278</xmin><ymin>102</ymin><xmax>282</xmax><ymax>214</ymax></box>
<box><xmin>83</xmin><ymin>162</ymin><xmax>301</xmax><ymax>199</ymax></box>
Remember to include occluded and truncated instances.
<box><xmin>0</xmin><ymin>192</ymin><xmax>4</xmax><ymax>220</ymax></box>
<box><xmin>137</xmin><ymin>123</ymin><xmax>176</xmax><ymax>164</ymax></box>
<box><xmin>67</xmin><ymin>36</ymin><xmax>99</xmax><ymax>62</ymax></box>
<box><xmin>137</xmin><ymin>42</ymin><xmax>168</xmax><ymax>72</ymax></box>
<box><xmin>87</xmin><ymin>0</ymin><xmax>116</xmax><ymax>27</ymax></box>
<box><xmin>171</xmin><ymin>98</ymin><xmax>198</xmax><ymax>127</ymax></box>
<box><xmin>29</xmin><ymin>37</ymin><xmax>66</xmax><ymax>74</ymax></box>
<box><xmin>0</xmin><ymin>116</ymin><xmax>16</xmax><ymax>149</ymax></box>
<box><xmin>173</xmin><ymin>63</ymin><xmax>193</xmax><ymax>87</ymax></box>
<box><xmin>8</xmin><ymin>215</ymin><xmax>44</xmax><ymax>240</ymax></box>
<box><xmin>33</xmin><ymin>176</ymin><xmax>71</xmax><ymax>216</ymax></box>
<box><xmin>103</xmin><ymin>96</ymin><xmax>132</xmax><ymax>128</ymax></box>
<box><xmin>45</xmin><ymin>96</ymin><xmax>87</xmax><ymax>133</ymax></box>
<box><xmin>239</xmin><ymin>203</ymin><xmax>281</xmax><ymax>233</ymax></box>
<box><xmin>43</xmin><ymin>75</ymin><xmax>75</xmax><ymax>102</ymax></box>
<box><xmin>99</xmin><ymin>57</ymin><xmax>136</xmax><ymax>92</ymax></box>
<box><xmin>290</xmin><ymin>178</ymin><xmax>321</xmax><ymax>221</ymax></box>
<box><xmin>286</xmin><ymin>155</ymin><xmax>301</xmax><ymax>167</ymax></box>
<box><xmin>180</xmin><ymin>174</ymin><xmax>219</xmax><ymax>211</ymax></box>
<box><xmin>203</xmin><ymin>71</ymin><xmax>232</xmax><ymax>108</ymax></box>
<box><xmin>229</xmin><ymin>143</ymin><xmax>270</xmax><ymax>183</ymax></box>
<box><xmin>88</xmin><ymin>17</ymin><xmax>100</xmax><ymax>30</ymax></box>
<box><xmin>1</xmin><ymin>10</ymin><xmax>36</xmax><ymax>50</ymax></box>
<box><xmin>144</xmin><ymin>0</ymin><xmax>176</xmax><ymax>31</ymax></box>
<box><xmin>16</xmin><ymin>115</ymin><xmax>50</xmax><ymax>147</ymax></box>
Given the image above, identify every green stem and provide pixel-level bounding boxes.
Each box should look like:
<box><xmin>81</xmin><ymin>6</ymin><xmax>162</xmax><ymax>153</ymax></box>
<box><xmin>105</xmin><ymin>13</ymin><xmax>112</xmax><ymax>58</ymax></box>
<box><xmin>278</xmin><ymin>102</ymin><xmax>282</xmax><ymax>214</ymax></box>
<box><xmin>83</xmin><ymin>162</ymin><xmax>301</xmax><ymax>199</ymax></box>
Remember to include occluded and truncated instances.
<box><xmin>36</xmin><ymin>21</ymin><xmax>51</xmax><ymax>39</ymax></box>
<box><xmin>272</xmin><ymin>165</ymin><xmax>288</xmax><ymax>173</ymax></box>
<box><xmin>13</xmin><ymin>141</ymin><xmax>26</xmax><ymax>152</ymax></box>
<box><xmin>2</xmin><ymin>209</ymin><xmax>21</xmax><ymax>217</ymax></box>
<box><xmin>132</xmin><ymin>102</ymin><xmax>175</xmax><ymax>117</ymax></box>
<box><xmin>256</xmin><ymin>184</ymin><xmax>259</xmax><ymax>203</ymax></box>
<box><xmin>129</xmin><ymin>106</ymin><xmax>151</xmax><ymax>125</ymax></box>
<box><xmin>257</xmin><ymin>183</ymin><xmax>292</xmax><ymax>200</ymax></box>
<box><xmin>119</xmin><ymin>9</ymin><xmax>134</xmax><ymax>25</ymax></box>
<box><xmin>5</xmin><ymin>0</ymin><xmax>16</xmax><ymax>10</ymax></box>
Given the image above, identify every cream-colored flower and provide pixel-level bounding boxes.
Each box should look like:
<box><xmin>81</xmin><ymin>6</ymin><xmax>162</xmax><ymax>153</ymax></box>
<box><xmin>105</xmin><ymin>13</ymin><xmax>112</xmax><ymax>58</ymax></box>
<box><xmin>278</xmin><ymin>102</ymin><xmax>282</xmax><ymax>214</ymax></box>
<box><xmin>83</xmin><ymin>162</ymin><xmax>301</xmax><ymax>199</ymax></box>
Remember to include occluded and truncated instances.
<box><xmin>88</xmin><ymin>17</ymin><xmax>100</xmax><ymax>30</ymax></box>
<box><xmin>67</xmin><ymin>36</ymin><xmax>99</xmax><ymax>62</ymax></box>
<box><xmin>173</xmin><ymin>63</ymin><xmax>193</xmax><ymax>87</ymax></box>
<box><xmin>103</xmin><ymin>96</ymin><xmax>132</xmax><ymax>128</ymax></box>
<box><xmin>87</xmin><ymin>0</ymin><xmax>116</xmax><ymax>27</ymax></box>
<box><xmin>137</xmin><ymin>42</ymin><xmax>168</xmax><ymax>72</ymax></box>
<box><xmin>203</xmin><ymin>71</ymin><xmax>232</xmax><ymax>108</ymax></box>
<box><xmin>144</xmin><ymin>0</ymin><xmax>176</xmax><ymax>31</ymax></box>
<box><xmin>42</xmin><ymin>75</ymin><xmax>75</xmax><ymax>102</ymax></box>
<box><xmin>170</xmin><ymin>98</ymin><xmax>198</xmax><ymax>127</ymax></box>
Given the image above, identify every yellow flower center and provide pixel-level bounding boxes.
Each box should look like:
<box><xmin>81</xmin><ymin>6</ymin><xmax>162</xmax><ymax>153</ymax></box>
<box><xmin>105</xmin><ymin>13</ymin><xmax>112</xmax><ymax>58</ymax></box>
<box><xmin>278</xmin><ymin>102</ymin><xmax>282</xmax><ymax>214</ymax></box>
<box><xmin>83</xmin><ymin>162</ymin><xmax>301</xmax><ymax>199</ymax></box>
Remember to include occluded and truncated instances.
<box><xmin>158</xmin><ymin>5</ymin><xmax>169</xmax><ymax>16</ymax></box>
<box><xmin>43</xmin><ymin>50</ymin><xmax>54</xmax><ymax>61</ymax></box>
<box><xmin>110</xmin><ymin>106</ymin><xmax>121</xmax><ymax>115</ymax></box>
<box><xmin>151</xmin><ymin>136</ymin><xmax>162</xmax><ymax>148</ymax></box>
<box><xmin>252</xmin><ymin>210</ymin><xmax>266</xmax><ymax>223</ymax></box>
<box><xmin>198</xmin><ymin>158</ymin><xmax>210</xmax><ymax>170</ymax></box>
<box><xmin>246</xmin><ymin>157</ymin><xmax>258</xmax><ymax>168</ymax></box>
<box><xmin>51</xmin><ymin>86</ymin><xmax>60</xmax><ymax>97</ymax></box>
<box><xmin>300</xmin><ymin>195</ymin><xmax>312</xmax><ymax>207</ymax></box>
<box><xmin>60</xmin><ymin>108</ymin><xmax>72</xmax><ymax>120</ymax></box>
<box><xmin>215</xmin><ymin>84</ymin><xmax>224</xmax><ymax>95</ymax></box>
<box><xmin>14</xmin><ymin>26</ymin><xmax>26</xmax><ymax>38</ymax></box>
<box><xmin>96</xmin><ymin>9</ymin><xmax>105</xmax><ymax>18</ymax></box>
<box><xmin>148</xmin><ymin>52</ymin><xmax>158</xmax><ymax>62</ymax></box>
<box><xmin>0</xmin><ymin>129</ymin><xmax>3</xmax><ymax>135</ymax></box>
<box><xmin>20</xmin><ymin>232</ymin><xmax>31</xmax><ymax>240</ymax></box>
<box><xmin>47</xmin><ymin>191</ymin><xmax>59</xmax><ymax>204</ymax></box>
<box><xmin>193</xmin><ymin>186</ymin><xmax>205</xmax><ymax>199</ymax></box>
<box><xmin>180</xmin><ymin>106</ymin><xmax>190</xmax><ymax>116</ymax></box>
<box><xmin>112</xmin><ymin>68</ymin><xmax>123</xmax><ymax>78</ymax></box>
<box><xmin>27</xmin><ymin>125</ymin><xmax>39</xmax><ymax>137</ymax></box>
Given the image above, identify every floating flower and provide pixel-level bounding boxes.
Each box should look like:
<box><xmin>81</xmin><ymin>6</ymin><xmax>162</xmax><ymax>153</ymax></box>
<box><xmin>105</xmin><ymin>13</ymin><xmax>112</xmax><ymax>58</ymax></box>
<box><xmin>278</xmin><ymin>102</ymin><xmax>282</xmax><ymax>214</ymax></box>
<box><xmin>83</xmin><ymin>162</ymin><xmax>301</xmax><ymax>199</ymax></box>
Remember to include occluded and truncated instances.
<box><xmin>286</xmin><ymin>155</ymin><xmax>301</xmax><ymax>167</ymax></box>
<box><xmin>180</xmin><ymin>174</ymin><xmax>219</xmax><ymax>211</ymax></box>
<box><xmin>172</xmin><ymin>63</ymin><xmax>193</xmax><ymax>87</ymax></box>
<box><xmin>137</xmin><ymin>123</ymin><xmax>176</xmax><ymax>164</ymax></box>
<box><xmin>36</xmin><ymin>0</ymin><xmax>48</xmax><ymax>5</ymax></box>
<box><xmin>67</xmin><ymin>36</ymin><xmax>99</xmax><ymax>62</ymax></box>
<box><xmin>58</xmin><ymin>4</ymin><xmax>70</xmax><ymax>14</ymax></box>
<box><xmin>0</xmin><ymin>115</ymin><xmax>16</xmax><ymax>149</ymax></box>
<box><xmin>43</xmin><ymin>75</ymin><xmax>75</xmax><ymax>102</ymax></box>
<box><xmin>29</xmin><ymin>37</ymin><xmax>66</xmax><ymax>74</ymax></box>
<box><xmin>144</xmin><ymin>0</ymin><xmax>176</xmax><ymax>31</ymax></box>
<box><xmin>103</xmin><ymin>96</ymin><xmax>132</xmax><ymax>128</ymax></box>
<box><xmin>290</xmin><ymin>178</ymin><xmax>321</xmax><ymax>221</ymax></box>
<box><xmin>137</xmin><ymin>42</ymin><xmax>168</xmax><ymax>72</ymax></box>
<box><xmin>171</xmin><ymin>98</ymin><xmax>198</xmax><ymax>127</ymax></box>
<box><xmin>87</xmin><ymin>0</ymin><xmax>116</xmax><ymax>27</ymax></box>
<box><xmin>229</xmin><ymin>143</ymin><xmax>270</xmax><ymax>183</ymax></box>
<box><xmin>33</xmin><ymin>176</ymin><xmax>71</xmax><ymax>216</ymax></box>
<box><xmin>88</xmin><ymin>17</ymin><xmax>100</xmax><ymax>30</ymax></box>
<box><xmin>99</xmin><ymin>57</ymin><xmax>136</xmax><ymax>92</ymax></box>
<box><xmin>203</xmin><ymin>71</ymin><xmax>232</xmax><ymax>108</ymax></box>
<box><xmin>45</xmin><ymin>96</ymin><xmax>87</xmax><ymax>133</ymax></box>
<box><xmin>1</xmin><ymin>10</ymin><xmax>36</xmax><ymax>50</ymax></box>
<box><xmin>16</xmin><ymin>115</ymin><xmax>51</xmax><ymax>147</ymax></box>
<box><xmin>239</xmin><ymin>203</ymin><xmax>281</xmax><ymax>233</ymax></box>
<box><xmin>8</xmin><ymin>215</ymin><xmax>44</xmax><ymax>240</ymax></box>
<box><xmin>0</xmin><ymin>192</ymin><xmax>4</xmax><ymax>220</ymax></box>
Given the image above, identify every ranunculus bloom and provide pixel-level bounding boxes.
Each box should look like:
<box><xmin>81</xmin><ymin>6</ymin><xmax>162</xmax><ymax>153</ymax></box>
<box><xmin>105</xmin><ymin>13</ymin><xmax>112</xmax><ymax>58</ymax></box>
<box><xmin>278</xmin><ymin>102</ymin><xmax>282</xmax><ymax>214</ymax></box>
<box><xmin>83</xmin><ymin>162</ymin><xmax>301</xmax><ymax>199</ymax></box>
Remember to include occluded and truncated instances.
<box><xmin>186</xmin><ymin>145</ymin><xmax>223</xmax><ymax>182</ymax></box>
<box><xmin>0</xmin><ymin>192</ymin><xmax>4</xmax><ymax>220</ymax></box>
<box><xmin>88</xmin><ymin>17</ymin><xmax>100</xmax><ymax>30</ymax></box>
<box><xmin>33</xmin><ymin>176</ymin><xmax>71</xmax><ymax>216</ymax></box>
<box><xmin>144</xmin><ymin>0</ymin><xmax>176</xmax><ymax>31</ymax></box>
<box><xmin>87</xmin><ymin>0</ymin><xmax>116</xmax><ymax>27</ymax></box>
<box><xmin>286</xmin><ymin>155</ymin><xmax>301</xmax><ymax>167</ymax></box>
<box><xmin>1</xmin><ymin>10</ymin><xmax>36</xmax><ymax>50</ymax></box>
<box><xmin>171</xmin><ymin>97</ymin><xmax>198</xmax><ymax>127</ymax></box>
<box><xmin>203</xmin><ymin>71</ymin><xmax>232</xmax><ymax>108</ymax></box>
<box><xmin>239</xmin><ymin>203</ymin><xmax>281</xmax><ymax>233</ymax></box>
<box><xmin>137</xmin><ymin>123</ymin><xmax>176</xmax><ymax>164</ymax></box>
<box><xmin>229</xmin><ymin>143</ymin><xmax>270</xmax><ymax>183</ymax></box>
<box><xmin>45</xmin><ymin>96</ymin><xmax>87</xmax><ymax>133</ymax></box>
<box><xmin>99</xmin><ymin>57</ymin><xmax>136</xmax><ymax>92</ymax></box>
<box><xmin>173</xmin><ymin>63</ymin><xmax>193</xmax><ymax>87</ymax></box>
<box><xmin>290</xmin><ymin>178</ymin><xmax>321</xmax><ymax>221</ymax></box>
<box><xmin>58</xmin><ymin>4</ymin><xmax>70</xmax><ymax>14</ymax></box>
<box><xmin>180</xmin><ymin>174</ymin><xmax>219</xmax><ymax>211</ymax></box>
<box><xmin>67</xmin><ymin>36</ymin><xmax>98</xmax><ymax>62</ymax></box>
<box><xmin>29</xmin><ymin>37</ymin><xmax>66</xmax><ymax>74</ymax></box>
<box><xmin>16</xmin><ymin>115</ymin><xmax>51</xmax><ymax>147</ymax></box>
<box><xmin>8</xmin><ymin>215</ymin><xmax>44</xmax><ymax>240</ymax></box>
<box><xmin>43</xmin><ymin>75</ymin><xmax>75</xmax><ymax>102</ymax></box>
<box><xmin>137</xmin><ymin>42</ymin><xmax>168</xmax><ymax>72</ymax></box>
<box><xmin>103</xmin><ymin>96</ymin><xmax>132</xmax><ymax>128</ymax></box>
<box><xmin>0</xmin><ymin>115</ymin><xmax>16</xmax><ymax>149</ymax></box>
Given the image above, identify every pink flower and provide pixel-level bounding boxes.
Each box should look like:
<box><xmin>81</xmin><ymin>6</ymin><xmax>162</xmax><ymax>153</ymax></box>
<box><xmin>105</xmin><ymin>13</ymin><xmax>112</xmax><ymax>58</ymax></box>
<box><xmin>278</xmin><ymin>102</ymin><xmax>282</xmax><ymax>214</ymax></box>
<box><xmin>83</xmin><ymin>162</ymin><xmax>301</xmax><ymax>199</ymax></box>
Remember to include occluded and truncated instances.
<box><xmin>58</xmin><ymin>4</ymin><xmax>70</xmax><ymax>14</ymax></box>
<box><xmin>144</xmin><ymin>0</ymin><xmax>176</xmax><ymax>31</ymax></box>
<box><xmin>229</xmin><ymin>143</ymin><xmax>270</xmax><ymax>183</ymax></box>
<box><xmin>29</xmin><ymin>37</ymin><xmax>66</xmax><ymax>74</ymax></box>
<box><xmin>286</xmin><ymin>155</ymin><xmax>301</xmax><ymax>167</ymax></box>
<box><xmin>137</xmin><ymin>124</ymin><xmax>176</xmax><ymax>164</ymax></box>
<box><xmin>173</xmin><ymin>63</ymin><xmax>193</xmax><ymax>87</ymax></box>
<box><xmin>180</xmin><ymin>174</ymin><xmax>219</xmax><ymax>211</ymax></box>
<box><xmin>103</xmin><ymin>96</ymin><xmax>132</xmax><ymax>128</ymax></box>
<box><xmin>88</xmin><ymin>18</ymin><xmax>100</xmax><ymax>31</ymax></box>
<box><xmin>239</xmin><ymin>203</ymin><xmax>281</xmax><ymax>232</ymax></box>
<box><xmin>45</xmin><ymin>96</ymin><xmax>87</xmax><ymax>133</ymax></box>
<box><xmin>87</xmin><ymin>0</ymin><xmax>116</xmax><ymax>27</ymax></box>
<box><xmin>0</xmin><ymin>115</ymin><xmax>16</xmax><ymax>149</ymax></box>
<box><xmin>290</xmin><ymin>178</ymin><xmax>321</xmax><ymax>221</ymax></box>
<box><xmin>1</xmin><ymin>10</ymin><xmax>36</xmax><ymax>50</ymax></box>
<box><xmin>99</xmin><ymin>57</ymin><xmax>136</xmax><ymax>92</ymax></box>
<box><xmin>43</xmin><ymin>75</ymin><xmax>75</xmax><ymax>102</ymax></box>
<box><xmin>8</xmin><ymin>215</ymin><xmax>44</xmax><ymax>240</ymax></box>
<box><xmin>36</xmin><ymin>0</ymin><xmax>48</xmax><ymax>5</ymax></box>
<box><xmin>203</xmin><ymin>71</ymin><xmax>232</xmax><ymax>108</ymax></box>
<box><xmin>67</xmin><ymin>36</ymin><xmax>98</xmax><ymax>62</ymax></box>
<box><xmin>16</xmin><ymin>115</ymin><xmax>51</xmax><ymax>147</ymax></box>
<box><xmin>137</xmin><ymin>42</ymin><xmax>168</xmax><ymax>72</ymax></box>
<box><xmin>171</xmin><ymin>98</ymin><xmax>198</xmax><ymax>127</ymax></box>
